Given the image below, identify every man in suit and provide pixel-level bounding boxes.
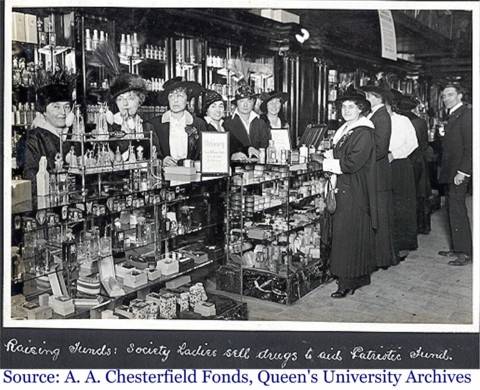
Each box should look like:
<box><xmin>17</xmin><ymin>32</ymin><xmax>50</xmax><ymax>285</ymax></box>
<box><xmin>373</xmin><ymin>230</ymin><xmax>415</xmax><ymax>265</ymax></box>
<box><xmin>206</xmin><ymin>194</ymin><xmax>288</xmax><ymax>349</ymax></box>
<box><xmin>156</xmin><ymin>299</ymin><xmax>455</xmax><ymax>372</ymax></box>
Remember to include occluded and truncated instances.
<box><xmin>438</xmin><ymin>84</ymin><xmax>472</xmax><ymax>265</ymax></box>
<box><xmin>362</xmin><ymin>85</ymin><xmax>396</xmax><ymax>268</ymax></box>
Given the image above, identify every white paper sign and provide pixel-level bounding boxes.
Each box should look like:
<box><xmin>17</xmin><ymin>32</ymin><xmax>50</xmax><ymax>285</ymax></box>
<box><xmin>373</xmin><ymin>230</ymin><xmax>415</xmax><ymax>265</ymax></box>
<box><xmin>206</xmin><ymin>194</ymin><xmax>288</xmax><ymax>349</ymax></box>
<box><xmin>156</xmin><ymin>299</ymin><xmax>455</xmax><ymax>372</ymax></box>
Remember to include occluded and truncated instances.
<box><xmin>271</xmin><ymin>129</ymin><xmax>291</xmax><ymax>151</ymax></box>
<box><xmin>201</xmin><ymin>132</ymin><xmax>230</xmax><ymax>175</ymax></box>
<box><xmin>378</xmin><ymin>10</ymin><xmax>397</xmax><ymax>61</ymax></box>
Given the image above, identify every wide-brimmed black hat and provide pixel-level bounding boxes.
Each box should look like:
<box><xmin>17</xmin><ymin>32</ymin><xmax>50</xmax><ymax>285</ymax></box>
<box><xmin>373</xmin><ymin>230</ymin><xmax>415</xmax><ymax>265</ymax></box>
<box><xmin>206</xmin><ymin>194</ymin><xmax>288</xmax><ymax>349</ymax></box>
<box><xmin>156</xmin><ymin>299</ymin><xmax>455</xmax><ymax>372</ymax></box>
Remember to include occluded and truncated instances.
<box><xmin>335</xmin><ymin>90</ymin><xmax>371</xmax><ymax>114</ymax></box>
<box><xmin>397</xmin><ymin>95</ymin><xmax>420</xmax><ymax>111</ymax></box>
<box><xmin>260</xmin><ymin>91</ymin><xmax>289</xmax><ymax>113</ymax></box>
<box><xmin>232</xmin><ymin>84</ymin><xmax>257</xmax><ymax>104</ymax></box>
<box><xmin>36</xmin><ymin>83</ymin><xmax>71</xmax><ymax>111</ymax></box>
<box><xmin>360</xmin><ymin>84</ymin><xmax>393</xmax><ymax>103</ymax></box>
<box><xmin>390</xmin><ymin>89</ymin><xmax>405</xmax><ymax>105</ymax></box>
<box><xmin>110</xmin><ymin>73</ymin><xmax>147</xmax><ymax>101</ymax></box>
<box><xmin>202</xmin><ymin>89</ymin><xmax>224</xmax><ymax>114</ymax></box>
<box><xmin>157</xmin><ymin>77</ymin><xmax>203</xmax><ymax>106</ymax></box>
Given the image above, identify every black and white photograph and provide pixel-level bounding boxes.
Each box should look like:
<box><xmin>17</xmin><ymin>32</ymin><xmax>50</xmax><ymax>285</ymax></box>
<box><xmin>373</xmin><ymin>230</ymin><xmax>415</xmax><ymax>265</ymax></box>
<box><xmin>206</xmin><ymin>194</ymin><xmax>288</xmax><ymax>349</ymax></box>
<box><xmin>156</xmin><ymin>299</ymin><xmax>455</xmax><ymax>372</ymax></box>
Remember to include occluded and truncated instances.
<box><xmin>1</xmin><ymin>0</ymin><xmax>479</xmax><ymax>372</ymax></box>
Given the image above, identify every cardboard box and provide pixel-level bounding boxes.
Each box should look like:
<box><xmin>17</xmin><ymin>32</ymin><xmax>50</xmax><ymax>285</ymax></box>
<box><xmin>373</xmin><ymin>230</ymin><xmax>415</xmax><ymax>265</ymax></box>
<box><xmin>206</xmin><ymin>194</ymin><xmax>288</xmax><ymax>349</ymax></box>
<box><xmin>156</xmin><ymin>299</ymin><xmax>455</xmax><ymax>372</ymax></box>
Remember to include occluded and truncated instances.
<box><xmin>24</xmin><ymin>14</ymin><xmax>38</xmax><ymax>44</ymax></box>
<box><xmin>157</xmin><ymin>258</ymin><xmax>179</xmax><ymax>276</ymax></box>
<box><xmin>12</xmin><ymin>12</ymin><xmax>26</xmax><ymax>42</ymax></box>
<box><xmin>146</xmin><ymin>268</ymin><xmax>162</xmax><ymax>281</ymax></box>
<box><xmin>49</xmin><ymin>295</ymin><xmax>75</xmax><ymax>316</ymax></box>
<box><xmin>23</xmin><ymin>302</ymin><xmax>53</xmax><ymax>320</ymax></box>
<box><xmin>12</xmin><ymin>180</ymin><xmax>32</xmax><ymax>214</ymax></box>
<box><xmin>123</xmin><ymin>269</ymin><xmax>148</xmax><ymax>288</ymax></box>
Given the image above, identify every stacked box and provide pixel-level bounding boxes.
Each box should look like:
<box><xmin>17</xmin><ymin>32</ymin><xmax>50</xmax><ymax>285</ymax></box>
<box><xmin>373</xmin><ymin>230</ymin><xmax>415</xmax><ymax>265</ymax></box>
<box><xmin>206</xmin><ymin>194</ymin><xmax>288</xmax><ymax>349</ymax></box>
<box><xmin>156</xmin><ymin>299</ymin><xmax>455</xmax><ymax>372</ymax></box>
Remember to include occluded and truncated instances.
<box><xmin>158</xmin><ymin>292</ymin><xmax>177</xmax><ymax>319</ymax></box>
<box><xmin>216</xmin><ymin>265</ymin><xmax>241</xmax><ymax>294</ymax></box>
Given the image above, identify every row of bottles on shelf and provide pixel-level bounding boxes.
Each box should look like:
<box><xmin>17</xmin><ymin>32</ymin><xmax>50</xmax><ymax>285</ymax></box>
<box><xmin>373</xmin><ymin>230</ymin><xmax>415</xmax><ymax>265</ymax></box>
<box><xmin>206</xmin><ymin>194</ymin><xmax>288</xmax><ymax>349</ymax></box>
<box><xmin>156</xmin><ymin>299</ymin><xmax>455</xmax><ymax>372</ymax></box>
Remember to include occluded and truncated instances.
<box><xmin>146</xmin><ymin>78</ymin><xmax>165</xmax><ymax>92</ymax></box>
<box><xmin>120</xmin><ymin>33</ymin><xmax>140</xmax><ymax>58</ymax></box>
<box><xmin>12</xmin><ymin>103</ymin><xmax>36</xmax><ymax>126</ymax></box>
<box><xmin>85</xmin><ymin>29</ymin><xmax>109</xmax><ymax>51</ymax></box>
<box><xmin>261</xmin><ymin>142</ymin><xmax>333</xmax><ymax>165</ymax></box>
<box><xmin>206</xmin><ymin>55</ymin><xmax>226</xmax><ymax>69</ymax></box>
<box><xmin>207</xmin><ymin>83</ymin><xmax>234</xmax><ymax>99</ymax></box>
<box><xmin>12</xmin><ymin>58</ymin><xmax>36</xmax><ymax>88</ymax></box>
<box><xmin>175</xmin><ymin>38</ymin><xmax>200</xmax><ymax>65</ymax></box>
<box><xmin>142</xmin><ymin>45</ymin><xmax>167</xmax><ymax>62</ymax></box>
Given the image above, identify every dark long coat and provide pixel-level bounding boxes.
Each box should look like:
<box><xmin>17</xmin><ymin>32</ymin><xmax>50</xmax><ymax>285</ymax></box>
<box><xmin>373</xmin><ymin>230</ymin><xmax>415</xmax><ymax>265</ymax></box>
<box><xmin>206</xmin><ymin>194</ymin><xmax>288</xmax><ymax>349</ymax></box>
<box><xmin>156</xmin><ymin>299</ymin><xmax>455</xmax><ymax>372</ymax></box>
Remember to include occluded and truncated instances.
<box><xmin>369</xmin><ymin>105</ymin><xmax>396</xmax><ymax>267</ymax></box>
<box><xmin>439</xmin><ymin>104</ymin><xmax>472</xmax><ymax>184</ymax></box>
<box><xmin>402</xmin><ymin>111</ymin><xmax>431</xmax><ymax>198</ymax></box>
<box><xmin>23</xmin><ymin>127</ymin><xmax>76</xmax><ymax>181</ymax></box>
<box><xmin>330</xmin><ymin>125</ymin><xmax>377</xmax><ymax>279</ymax></box>
<box><xmin>145</xmin><ymin>115</ymin><xmax>207</xmax><ymax>162</ymax></box>
<box><xmin>223</xmin><ymin>115</ymin><xmax>271</xmax><ymax>154</ymax></box>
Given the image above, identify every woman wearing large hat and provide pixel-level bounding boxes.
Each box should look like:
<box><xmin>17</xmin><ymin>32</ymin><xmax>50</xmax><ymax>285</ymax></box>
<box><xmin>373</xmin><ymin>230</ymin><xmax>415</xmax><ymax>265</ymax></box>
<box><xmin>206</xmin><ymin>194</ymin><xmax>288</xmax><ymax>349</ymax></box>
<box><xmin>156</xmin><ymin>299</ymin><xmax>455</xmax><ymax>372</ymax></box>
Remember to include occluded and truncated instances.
<box><xmin>145</xmin><ymin>77</ymin><xmax>206</xmax><ymax>166</ymax></box>
<box><xmin>259</xmin><ymin>90</ymin><xmax>289</xmax><ymax>129</ymax></box>
<box><xmin>202</xmin><ymin>89</ymin><xmax>226</xmax><ymax>132</ymax></box>
<box><xmin>107</xmin><ymin>72</ymin><xmax>150</xmax><ymax>159</ymax></box>
<box><xmin>320</xmin><ymin>91</ymin><xmax>377</xmax><ymax>298</ymax></box>
<box><xmin>223</xmin><ymin>83</ymin><xmax>271</xmax><ymax>160</ymax></box>
<box><xmin>23</xmin><ymin>82</ymin><xmax>76</xmax><ymax>183</ymax></box>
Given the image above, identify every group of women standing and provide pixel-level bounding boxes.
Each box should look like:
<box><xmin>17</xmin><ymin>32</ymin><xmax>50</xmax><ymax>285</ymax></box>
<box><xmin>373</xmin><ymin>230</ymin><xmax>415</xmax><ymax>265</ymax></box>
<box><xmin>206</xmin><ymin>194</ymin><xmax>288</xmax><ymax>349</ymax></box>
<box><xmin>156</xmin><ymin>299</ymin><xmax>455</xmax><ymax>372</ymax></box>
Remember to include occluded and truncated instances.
<box><xmin>322</xmin><ymin>86</ymin><xmax>430</xmax><ymax>298</ymax></box>
<box><xmin>23</xmin><ymin>71</ymin><xmax>429</xmax><ymax>300</ymax></box>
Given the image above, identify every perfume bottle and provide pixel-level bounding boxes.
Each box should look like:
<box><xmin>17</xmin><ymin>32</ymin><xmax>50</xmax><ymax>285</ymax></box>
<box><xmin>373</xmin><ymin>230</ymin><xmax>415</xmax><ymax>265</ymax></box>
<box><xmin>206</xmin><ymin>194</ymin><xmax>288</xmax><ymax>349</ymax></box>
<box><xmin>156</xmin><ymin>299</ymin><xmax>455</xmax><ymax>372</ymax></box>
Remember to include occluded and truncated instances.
<box><xmin>132</xmin><ymin>33</ymin><xmax>139</xmax><ymax>57</ymax></box>
<box><xmin>120</xmin><ymin>34</ymin><xmax>126</xmax><ymax>56</ymax></box>
<box><xmin>92</xmin><ymin>29</ymin><xmax>99</xmax><ymax>50</ymax></box>
<box><xmin>267</xmin><ymin>140</ymin><xmax>276</xmax><ymax>164</ymax></box>
<box><xmin>85</xmin><ymin>29</ymin><xmax>92</xmax><ymax>51</ymax></box>
<box><xmin>99</xmin><ymin>227</ymin><xmax>112</xmax><ymax>257</ymax></box>
<box><xmin>126</xmin><ymin>34</ymin><xmax>133</xmax><ymax>57</ymax></box>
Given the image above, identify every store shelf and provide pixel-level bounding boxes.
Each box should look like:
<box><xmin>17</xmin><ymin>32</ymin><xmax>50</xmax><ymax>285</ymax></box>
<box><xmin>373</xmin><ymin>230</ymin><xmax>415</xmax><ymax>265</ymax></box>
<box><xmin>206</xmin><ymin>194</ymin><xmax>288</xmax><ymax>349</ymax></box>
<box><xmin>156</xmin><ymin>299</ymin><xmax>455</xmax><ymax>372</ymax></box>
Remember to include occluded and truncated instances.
<box><xmin>68</xmin><ymin>161</ymin><xmax>149</xmax><ymax>175</ymax></box>
<box><xmin>106</xmin><ymin>258</ymin><xmax>214</xmax><ymax>298</ymax></box>
<box><xmin>64</xmin><ymin>133</ymin><xmax>151</xmax><ymax>143</ymax></box>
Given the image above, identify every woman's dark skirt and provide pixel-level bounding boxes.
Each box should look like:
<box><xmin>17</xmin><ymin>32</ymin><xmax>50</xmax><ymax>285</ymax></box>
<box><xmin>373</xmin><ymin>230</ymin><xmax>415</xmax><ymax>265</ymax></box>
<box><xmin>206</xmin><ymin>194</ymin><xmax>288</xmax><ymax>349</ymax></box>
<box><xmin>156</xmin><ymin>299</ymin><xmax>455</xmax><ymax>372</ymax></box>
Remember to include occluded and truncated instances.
<box><xmin>391</xmin><ymin>158</ymin><xmax>418</xmax><ymax>252</ymax></box>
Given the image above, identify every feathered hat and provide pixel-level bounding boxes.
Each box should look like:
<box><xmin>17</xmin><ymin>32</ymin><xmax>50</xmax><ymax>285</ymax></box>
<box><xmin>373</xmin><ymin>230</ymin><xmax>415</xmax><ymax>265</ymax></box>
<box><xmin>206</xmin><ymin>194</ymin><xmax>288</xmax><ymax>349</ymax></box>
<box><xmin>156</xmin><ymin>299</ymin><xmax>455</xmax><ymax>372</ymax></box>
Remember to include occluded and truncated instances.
<box><xmin>33</xmin><ymin>68</ymin><xmax>76</xmax><ymax>112</ymax></box>
<box><xmin>202</xmin><ymin>89</ymin><xmax>224</xmax><ymax>114</ymax></box>
<box><xmin>89</xmin><ymin>41</ymin><xmax>146</xmax><ymax>101</ymax></box>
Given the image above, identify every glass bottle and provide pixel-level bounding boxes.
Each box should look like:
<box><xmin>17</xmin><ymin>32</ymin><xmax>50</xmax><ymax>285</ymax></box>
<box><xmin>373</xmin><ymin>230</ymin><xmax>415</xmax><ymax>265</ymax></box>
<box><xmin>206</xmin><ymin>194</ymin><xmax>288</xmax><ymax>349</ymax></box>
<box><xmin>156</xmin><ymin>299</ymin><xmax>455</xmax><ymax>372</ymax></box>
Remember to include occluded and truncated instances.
<box><xmin>267</xmin><ymin>140</ymin><xmax>276</xmax><ymax>164</ymax></box>
<box><xmin>92</xmin><ymin>29</ymin><xmax>99</xmax><ymax>51</ymax></box>
<box><xmin>120</xmin><ymin>34</ymin><xmax>126</xmax><ymax>56</ymax></box>
<box><xmin>126</xmin><ymin>34</ymin><xmax>133</xmax><ymax>57</ymax></box>
<box><xmin>85</xmin><ymin>28</ymin><xmax>92</xmax><ymax>51</ymax></box>
<box><xmin>132</xmin><ymin>33</ymin><xmax>139</xmax><ymax>57</ymax></box>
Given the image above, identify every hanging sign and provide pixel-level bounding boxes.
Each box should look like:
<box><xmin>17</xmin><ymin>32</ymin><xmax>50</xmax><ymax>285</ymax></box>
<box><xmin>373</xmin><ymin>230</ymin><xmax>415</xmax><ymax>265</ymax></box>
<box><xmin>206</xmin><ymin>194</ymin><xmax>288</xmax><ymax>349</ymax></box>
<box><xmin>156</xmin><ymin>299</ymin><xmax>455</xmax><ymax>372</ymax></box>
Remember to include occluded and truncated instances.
<box><xmin>378</xmin><ymin>10</ymin><xmax>397</xmax><ymax>61</ymax></box>
<box><xmin>201</xmin><ymin>131</ymin><xmax>230</xmax><ymax>175</ymax></box>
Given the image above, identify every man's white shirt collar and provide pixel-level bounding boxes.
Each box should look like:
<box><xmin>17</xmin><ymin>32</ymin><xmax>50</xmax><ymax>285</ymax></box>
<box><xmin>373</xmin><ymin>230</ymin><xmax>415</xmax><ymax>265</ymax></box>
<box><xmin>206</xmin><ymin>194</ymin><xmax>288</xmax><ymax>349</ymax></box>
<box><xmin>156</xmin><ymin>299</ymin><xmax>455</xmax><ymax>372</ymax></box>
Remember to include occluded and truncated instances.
<box><xmin>449</xmin><ymin>102</ymin><xmax>463</xmax><ymax>115</ymax></box>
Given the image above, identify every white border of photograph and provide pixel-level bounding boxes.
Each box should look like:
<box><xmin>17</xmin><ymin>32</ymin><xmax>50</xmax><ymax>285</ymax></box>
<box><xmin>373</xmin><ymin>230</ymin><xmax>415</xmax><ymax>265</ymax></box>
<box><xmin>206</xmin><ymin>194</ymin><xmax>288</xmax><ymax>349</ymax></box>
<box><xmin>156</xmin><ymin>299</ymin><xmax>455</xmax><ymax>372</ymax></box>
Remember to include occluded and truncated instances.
<box><xmin>3</xmin><ymin>0</ymin><xmax>479</xmax><ymax>333</ymax></box>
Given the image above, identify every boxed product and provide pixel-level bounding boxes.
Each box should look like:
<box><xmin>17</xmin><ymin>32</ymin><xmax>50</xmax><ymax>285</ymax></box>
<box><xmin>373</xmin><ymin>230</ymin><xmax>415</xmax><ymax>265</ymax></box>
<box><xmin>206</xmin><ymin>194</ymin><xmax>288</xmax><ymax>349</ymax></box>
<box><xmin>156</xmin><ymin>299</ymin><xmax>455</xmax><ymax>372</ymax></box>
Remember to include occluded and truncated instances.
<box><xmin>163</xmin><ymin>166</ymin><xmax>197</xmax><ymax>182</ymax></box>
<box><xmin>157</xmin><ymin>257</ymin><xmax>179</xmax><ymax>276</ymax></box>
<box><xmin>194</xmin><ymin>301</ymin><xmax>216</xmax><ymax>317</ymax></box>
<box><xmin>123</xmin><ymin>269</ymin><xmax>148</xmax><ymax>288</ymax></box>
<box><xmin>23</xmin><ymin>301</ymin><xmax>53</xmax><ymax>320</ymax></box>
<box><xmin>157</xmin><ymin>292</ymin><xmax>177</xmax><ymax>319</ymax></box>
<box><xmin>189</xmin><ymin>283</ymin><xmax>208</xmax><ymax>309</ymax></box>
<box><xmin>49</xmin><ymin>295</ymin><xmax>75</xmax><ymax>316</ymax></box>
<box><xmin>12</xmin><ymin>180</ymin><xmax>32</xmax><ymax>214</ymax></box>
